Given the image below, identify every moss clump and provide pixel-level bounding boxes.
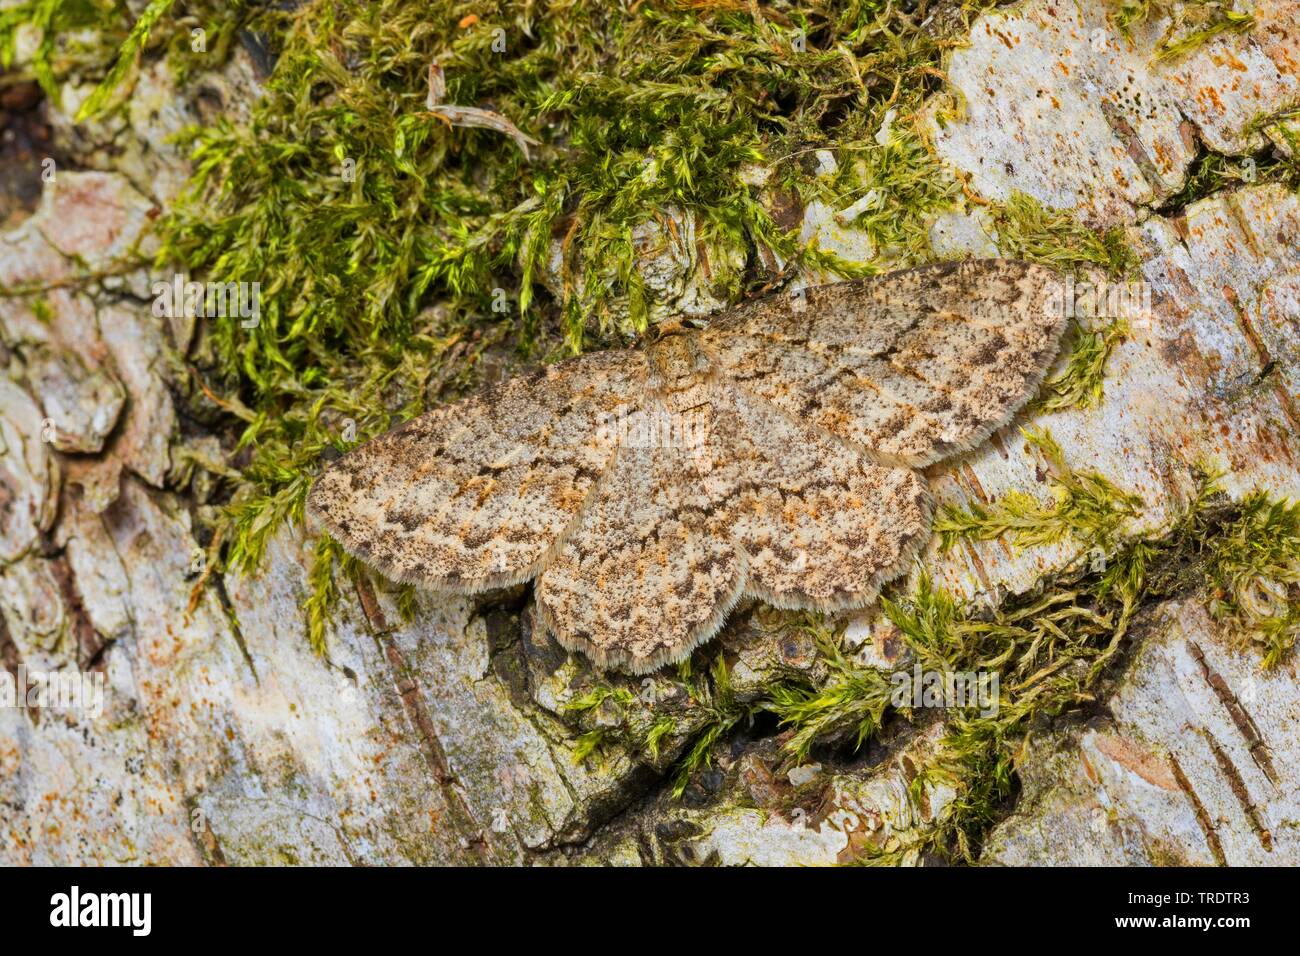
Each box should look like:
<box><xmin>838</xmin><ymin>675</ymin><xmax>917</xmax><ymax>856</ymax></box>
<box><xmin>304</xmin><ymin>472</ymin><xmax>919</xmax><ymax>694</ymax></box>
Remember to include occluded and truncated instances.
<box><xmin>644</xmin><ymin>715</ymin><xmax>677</xmax><ymax>761</ymax></box>
<box><xmin>559</xmin><ymin>672</ymin><xmax>698</xmax><ymax>769</ymax></box>
<box><xmin>991</xmin><ymin>192</ymin><xmax>1136</xmax><ymax>279</ymax></box>
<box><xmin>1</xmin><ymin>1</ymin><xmax>107</xmax><ymax>102</ymax></box>
<box><xmin>827</xmin><ymin>124</ymin><xmax>961</xmax><ymax>262</ymax></box>
<box><xmin>1249</xmin><ymin>107</ymin><xmax>1300</xmax><ymax>173</ymax></box>
<box><xmin>765</xmin><ymin>618</ymin><xmax>891</xmax><ymax>761</ymax></box>
<box><xmin>1206</xmin><ymin>492</ymin><xmax>1300</xmax><ymax>668</ymax></box>
<box><xmin>934</xmin><ymin>428</ymin><xmax>1144</xmax><ymax>554</ymax></box>
<box><xmin>1033</xmin><ymin>318</ymin><xmax>1129</xmax><ymax>414</ymax></box>
<box><xmin>0</xmin><ymin>0</ymin><xmax>151</xmax><ymax>103</ymax></box>
<box><xmin>300</xmin><ymin>531</ymin><xmax>418</xmax><ymax>653</ymax></box>
<box><xmin>881</xmin><ymin>579</ymin><xmax>1126</xmax><ymax>861</ymax></box>
<box><xmin>571</xmin><ymin>729</ymin><xmax>609</xmax><ymax>766</ymax></box>
<box><xmin>850</xmin><ymin>474</ymin><xmax>1240</xmax><ymax>861</ymax></box>
<box><xmin>0</xmin><ymin>1</ymin><xmax>276</xmax><ymax>109</ymax></box>
<box><xmin>1109</xmin><ymin>0</ymin><xmax>1254</xmax><ymax>61</ymax></box>
<box><xmin>1166</xmin><ymin>145</ymin><xmax>1300</xmax><ymax>212</ymax></box>
<box><xmin>74</xmin><ymin>0</ymin><xmax>178</xmax><ymax>120</ymax></box>
<box><xmin>561</xmin><ymin>684</ymin><xmax>637</xmax><ymax>716</ymax></box>
<box><xmin>303</xmin><ymin>535</ymin><xmax>346</xmax><ymax>656</ymax></box>
<box><xmin>670</xmin><ymin>656</ymin><xmax>758</xmax><ymax>798</ymax></box>
<box><xmin>1151</xmin><ymin>3</ymin><xmax>1253</xmax><ymax>61</ymax></box>
<box><xmin>983</xmin><ymin>194</ymin><xmax>1139</xmax><ymax>415</ymax></box>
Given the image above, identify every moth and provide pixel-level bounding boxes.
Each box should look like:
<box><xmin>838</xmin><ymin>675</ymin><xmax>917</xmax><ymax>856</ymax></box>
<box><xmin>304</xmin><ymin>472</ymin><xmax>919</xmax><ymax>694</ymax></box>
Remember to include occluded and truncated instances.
<box><xmin>308</xmin><ymin>260</ymin><xmax>1065</xmax><ymax>674</ymax></box>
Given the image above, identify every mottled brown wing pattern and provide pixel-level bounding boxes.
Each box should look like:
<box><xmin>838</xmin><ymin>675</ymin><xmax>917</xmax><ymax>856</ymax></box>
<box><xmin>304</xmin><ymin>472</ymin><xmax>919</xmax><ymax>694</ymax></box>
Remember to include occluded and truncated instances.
<box><xmin>700</xmin><ymin>259</ymin><xmax>1066</xmax><ymax>466</ymax></box>
<box><xmin>534</xmin><ymin>441</ymin><xmax>747</xmax><ymax>674</ymax></box>
<box><xmin>310</xmin><ymin>259</ymin><xmax>1066</xmax><ymax>675</ymax></box>
<box><xmin>704</xmin><ymin>385</ymin><xmax>934</xmax><ymax>613</ymax></box>
<box><xmin>307</xmin><ymin>350</ymin><xmax>646</xmax><ymax>592</ymax></box>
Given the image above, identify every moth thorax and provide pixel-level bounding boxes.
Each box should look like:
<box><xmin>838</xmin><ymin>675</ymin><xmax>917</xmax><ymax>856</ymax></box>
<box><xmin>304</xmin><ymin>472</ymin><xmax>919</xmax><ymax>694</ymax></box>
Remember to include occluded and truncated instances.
<box><xmin>647</xmin><ymin>333</ymin><xmax>709</xmax><ymax>395</ymax></box>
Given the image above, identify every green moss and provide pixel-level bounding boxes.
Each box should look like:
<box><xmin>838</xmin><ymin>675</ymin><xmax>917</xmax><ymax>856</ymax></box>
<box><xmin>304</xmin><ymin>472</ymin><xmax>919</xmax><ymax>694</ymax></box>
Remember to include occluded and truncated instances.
<box><xmin>670</xmin><ymin>655</ymin><xmax>754</xmax><ymax>798</ymax></box>
<box><xmin>1167</xmin><ymin>145</ymin><xmax>1300</xmax><ymax>211</ymax></box>
<box><xmin>1153</xmin><ymin>4</ymin><xmax>1253</xmax><ymax>61</ymax></box>
<box><xmin>645</xmin><ymin>715</ymin><xmax>677</xmax><ymax>761</ymax></box>
<box><xmin>765</xmin><ymin>619</ymin><xmax>891</xmax><ymax>761</ymax></box>
<box><xmin>827</xmin><ymin>125</ymin><xmax>961</xmax><ymax>261</ymax></box>
<box><xmin>1110</xmin><ymin>0</ymin><xmax>1254</xmax><ymax>61</ymax></box>
<box><xmin>1</xmin><ymin>1</ymin><xmax>275</xmax><ymax>109</ymax></box>
<box><xmin>983</xmin><ymin>191</ymin><xmax>1143</xmax><ymax>414</ymax></box>
<box><xmin>850</xmin><ymin>474</ymin><xmax>1217</xmax><ymax>860</ymax></box>
<box><xmin>560</xmin><ymin>684</ymin><xmax>636</xmax><ymax>716</ymax></box>
<box><xmin>572</xmin><ymin>728</ymin><xmax>608</xmax><ymax>766</ymax></box>
<box><xmin>1206</xmin><ymin>492</ymin><xmax>1300</xmax><ymax>668</ymax></box>
<box><xmin>1</xmin><ymin>0</ymin><xmax>119</xmax><ymax>103</ymax></box>
<box><xmin>1111</xmin><ymin>0</ymin><xmax>1157</xmax><ymax>36</ymax></box>
<box><xmin>160</xmin><ymin>0</ymin><xmax>987</xmax><ymax>377</ymax></box>
<box><xmin>934</xmin><ymin>428</ymin><xmax>1143</xmax><ymax>554</ymax></box>
<box><xmin>558</xmin><ymin>668</ymin><xmax>705</xmax><ymax>769</ymax></box>
<box><xmin>29</xmin><ymin>296</ymin><xmax>53</xmax><ymax>324</ymax></box>
<box><xmin>304</xmin><ymin>534</ymin><xmax>345</xmax><ymax>657</ymax></box>
<box><xmin>991</xmin><ymin>192</ymin><xmax>1137</xmax><ymax>279</ymax></box>
<box><xmin>74</xmin><ymin>0</ymin><xmax>178</xmax><ymax>120</ymax></box>
<box><xmin>299</xmin><ymin>528</ymin><xmax>417</xmax><ymax>654</ymax></box>
<box><xmin>1261</xmin><ymin>113</ymin><xmax>1300</xmax><ymax>170</ymax></box>
<box><xmin>1033</xmin><ymin>318</ymin><xmax>1129</xmax><ymax>414</ymax></box>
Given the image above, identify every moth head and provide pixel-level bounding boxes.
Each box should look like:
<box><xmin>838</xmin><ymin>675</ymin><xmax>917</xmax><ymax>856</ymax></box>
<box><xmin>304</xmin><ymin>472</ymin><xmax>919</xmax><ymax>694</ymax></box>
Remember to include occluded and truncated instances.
<box><xmin>646</xmin><ymin>326</ymin><xmax>709</xmax><ymax>389</ymax></box>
